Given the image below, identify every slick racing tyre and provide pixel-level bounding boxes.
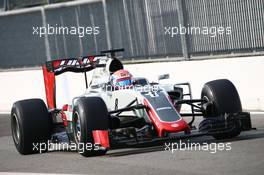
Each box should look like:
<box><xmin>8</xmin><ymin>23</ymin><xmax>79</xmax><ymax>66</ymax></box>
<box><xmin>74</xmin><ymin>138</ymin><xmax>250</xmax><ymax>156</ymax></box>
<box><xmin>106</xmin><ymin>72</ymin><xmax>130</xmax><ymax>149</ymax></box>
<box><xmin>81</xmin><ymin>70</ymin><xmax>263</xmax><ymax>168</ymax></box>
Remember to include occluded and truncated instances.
<box><xmin>73</xmin><ymin>97</ymin><xmax>109</xmax><ymax>157</ymax></box>
<box><xmin>201</xmin><ymin>79</ymin><xmax>242</xmax><ymax>139</ymax></box>
<box><xmin>11</xmin><ymin>99</ymin><xmax>51</xmax><ymax>155</ymax></box>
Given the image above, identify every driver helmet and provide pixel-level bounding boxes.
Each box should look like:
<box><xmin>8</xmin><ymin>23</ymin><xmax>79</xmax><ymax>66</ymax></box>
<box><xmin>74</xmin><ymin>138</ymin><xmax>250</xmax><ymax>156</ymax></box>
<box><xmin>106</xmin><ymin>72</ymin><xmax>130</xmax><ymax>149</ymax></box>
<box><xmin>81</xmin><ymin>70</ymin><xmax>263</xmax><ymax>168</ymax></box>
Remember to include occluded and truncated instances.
<box><xmin>110</xmin><ymin>69</ymin><xmax>133</xmax><ymax>89</ymax></box>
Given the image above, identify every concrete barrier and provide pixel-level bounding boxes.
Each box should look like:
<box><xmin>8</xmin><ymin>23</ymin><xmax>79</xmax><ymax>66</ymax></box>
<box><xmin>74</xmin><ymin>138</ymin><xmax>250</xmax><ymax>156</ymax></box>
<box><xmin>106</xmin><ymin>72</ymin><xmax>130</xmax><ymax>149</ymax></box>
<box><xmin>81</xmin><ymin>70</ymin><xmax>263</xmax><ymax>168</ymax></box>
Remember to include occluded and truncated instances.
<box><xmin>1</xmin><ymin>56</ymin><xmax>263</xmax><ymax>113</ymax></box>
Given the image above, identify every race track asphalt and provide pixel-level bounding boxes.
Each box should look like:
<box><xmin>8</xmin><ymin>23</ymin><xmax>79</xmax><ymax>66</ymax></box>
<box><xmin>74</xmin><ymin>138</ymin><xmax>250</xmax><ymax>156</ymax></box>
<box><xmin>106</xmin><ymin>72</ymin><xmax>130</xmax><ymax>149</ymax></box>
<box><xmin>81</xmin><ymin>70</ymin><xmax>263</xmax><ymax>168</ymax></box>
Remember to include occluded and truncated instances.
<box><xmin>0</xmin><ymin>114</ymin><xmax>264</xmax><ymax>175</ymax></box>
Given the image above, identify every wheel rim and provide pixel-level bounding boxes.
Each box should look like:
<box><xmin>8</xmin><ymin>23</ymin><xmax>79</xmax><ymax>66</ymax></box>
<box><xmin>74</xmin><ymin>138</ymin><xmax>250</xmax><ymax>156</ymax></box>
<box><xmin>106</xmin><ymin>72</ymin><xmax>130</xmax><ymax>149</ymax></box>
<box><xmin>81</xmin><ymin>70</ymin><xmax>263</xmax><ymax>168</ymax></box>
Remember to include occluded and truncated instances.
<box><xmin>12</xmin><ymin>113</ymin><xmax>20</xmax><ymax>144</ymax></box>
<box><xmin>203</xmin><ymin>95</ymin><xmax>210</xmax><ymax>103</ymax></box>
<box><xmin>202</xmin><ymin>95</ymin><xmax>214</xmax><ymax>116</ymax></box>
<box><xmin>74</xmin><ymin>112</ymin><xmax>81</xmax><ymax>143</ymax></box>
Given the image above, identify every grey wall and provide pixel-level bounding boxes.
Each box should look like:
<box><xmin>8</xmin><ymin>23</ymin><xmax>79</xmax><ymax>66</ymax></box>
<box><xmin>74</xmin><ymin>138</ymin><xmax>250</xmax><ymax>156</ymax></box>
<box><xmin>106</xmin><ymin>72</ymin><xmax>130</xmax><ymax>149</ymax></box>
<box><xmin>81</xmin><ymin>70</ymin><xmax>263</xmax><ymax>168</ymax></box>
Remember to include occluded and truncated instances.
<box><xmin>0</xmin><ymin>10</ymin><xmax>46</xmax><ymax>67</ymax></box>
<box><xmin>45</xmin><ymin>2</ymin><xmax>108</xmax><ymax>58</ymax></box>
<box><xmin>0</xmin><ymin>0</ymin><xmax>263</xmax><ymax>68</ymax></box>
<box><xmin>185</xmin><ymin>0</ymin><xmax>264</xmax><ymax>54</ymax></box>
<box><xmin>106</xmin><ymin>0</ymin><xmax>183</xmax><ymax>58</ymax></box>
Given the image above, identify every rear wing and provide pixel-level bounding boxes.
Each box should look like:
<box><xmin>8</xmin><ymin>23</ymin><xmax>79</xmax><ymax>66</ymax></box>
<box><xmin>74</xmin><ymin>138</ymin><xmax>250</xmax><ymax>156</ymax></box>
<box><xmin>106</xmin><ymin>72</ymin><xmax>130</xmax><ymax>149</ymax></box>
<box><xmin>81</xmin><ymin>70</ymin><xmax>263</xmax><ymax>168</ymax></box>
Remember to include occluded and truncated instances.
<box><xmin>45</xmin><ymin>55</ymin><xmax>107</xmax><ymax>75</ymax></box>
<box><xmin>42</xmin><ymin>49</ymin><xmax>125</xmax><ymax>109</ymax></box>
<box><xmin>42</xmin><ymin>55</ymin><xmax>107</xmax><ymax>109</ymax></box>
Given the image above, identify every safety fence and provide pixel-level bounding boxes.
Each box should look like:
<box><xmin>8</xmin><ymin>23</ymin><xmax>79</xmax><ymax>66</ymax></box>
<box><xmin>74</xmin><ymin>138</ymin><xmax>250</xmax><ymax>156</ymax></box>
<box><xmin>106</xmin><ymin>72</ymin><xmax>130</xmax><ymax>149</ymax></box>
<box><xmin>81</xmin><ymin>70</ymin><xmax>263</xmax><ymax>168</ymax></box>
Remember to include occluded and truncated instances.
<box><xmin>0</xmin><ymin>0</ymin><xmax>263</xmax><ymax>68</ymax></box>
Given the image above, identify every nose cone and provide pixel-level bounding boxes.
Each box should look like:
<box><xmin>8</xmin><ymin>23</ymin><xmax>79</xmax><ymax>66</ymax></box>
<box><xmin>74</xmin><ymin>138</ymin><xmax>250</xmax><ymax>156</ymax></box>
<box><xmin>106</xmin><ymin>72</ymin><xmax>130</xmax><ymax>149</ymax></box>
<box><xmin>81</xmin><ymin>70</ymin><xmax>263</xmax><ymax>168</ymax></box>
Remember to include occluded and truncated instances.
<box><xmin>158</xmin><ymin>118</ymin><xmax>190</xmax><ymax>137</ymax></box>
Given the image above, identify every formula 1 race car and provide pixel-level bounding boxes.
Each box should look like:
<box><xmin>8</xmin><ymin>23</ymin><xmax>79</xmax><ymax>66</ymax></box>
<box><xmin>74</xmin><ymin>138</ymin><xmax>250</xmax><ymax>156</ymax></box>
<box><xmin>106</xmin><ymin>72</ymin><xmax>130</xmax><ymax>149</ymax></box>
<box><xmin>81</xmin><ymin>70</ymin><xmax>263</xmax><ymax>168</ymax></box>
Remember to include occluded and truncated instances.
<box><xmin>11</xmin><ymin>49</ymin><xmax>252</xmax><ymax>156</ymax></box>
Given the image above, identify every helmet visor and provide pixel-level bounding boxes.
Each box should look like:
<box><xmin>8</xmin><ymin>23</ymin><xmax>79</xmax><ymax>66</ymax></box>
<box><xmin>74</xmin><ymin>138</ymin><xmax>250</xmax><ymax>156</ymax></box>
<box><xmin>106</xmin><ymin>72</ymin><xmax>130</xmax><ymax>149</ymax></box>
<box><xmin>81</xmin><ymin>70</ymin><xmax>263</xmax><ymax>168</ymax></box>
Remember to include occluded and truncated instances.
<box><xmin>116</xmin><ymin>78</ymin><xmax>132</xmax><ymax>87</ymax></box>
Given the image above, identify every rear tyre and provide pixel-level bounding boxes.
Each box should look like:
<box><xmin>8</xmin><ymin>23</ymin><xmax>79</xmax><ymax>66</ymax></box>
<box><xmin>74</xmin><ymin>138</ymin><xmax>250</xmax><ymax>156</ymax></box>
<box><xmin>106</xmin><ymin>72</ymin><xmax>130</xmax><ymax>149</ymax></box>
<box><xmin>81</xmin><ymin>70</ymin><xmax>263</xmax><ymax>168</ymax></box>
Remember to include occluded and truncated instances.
<box><xmin>11</xmin><ymin>99</ymin><xmax>51</xmax><ymax>154</ymax></box>
<box><xmin>201</xmin><ymin>79</ymin><xmax>242</xmax><ymax>139</ymax></box>
<box><xmin>73</xmin><ymin>97</ymin><xmax>109</xmax><ymax>157</ymax></box>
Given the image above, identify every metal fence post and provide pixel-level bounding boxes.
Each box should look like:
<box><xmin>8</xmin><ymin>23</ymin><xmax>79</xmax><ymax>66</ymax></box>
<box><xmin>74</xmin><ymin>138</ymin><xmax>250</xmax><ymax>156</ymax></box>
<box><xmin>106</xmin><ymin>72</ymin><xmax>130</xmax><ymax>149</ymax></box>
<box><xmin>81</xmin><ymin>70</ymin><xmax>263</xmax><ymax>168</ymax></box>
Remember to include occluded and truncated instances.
<box><xmin>102</xmin><ymin>0</ymin><xmax>112</xmax><ymax>50</ymax></box>
<box><xmin>176</xmin><ymin>0</ymin><xmax>190</xmax><ymax>60</ymax></box>
<box><xmin>41</xmin><ymin>7</ymin><xmax>51</xmax><ymax>61</ymax></box>
<box><xmin>4</xmin><ymin>0</ymin><xmax>8</xmax><ymax>11</ymax></box>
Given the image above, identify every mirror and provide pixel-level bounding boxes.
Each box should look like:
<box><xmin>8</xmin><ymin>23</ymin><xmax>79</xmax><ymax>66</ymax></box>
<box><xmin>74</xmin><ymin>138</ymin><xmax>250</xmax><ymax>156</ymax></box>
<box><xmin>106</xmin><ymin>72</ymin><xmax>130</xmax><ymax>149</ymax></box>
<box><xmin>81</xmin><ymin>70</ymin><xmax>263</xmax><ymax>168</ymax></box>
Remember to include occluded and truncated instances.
<box><xmin>158</xmin><ymin>74</ymin><xmax>170</xmax><ymax>81</ymax></box>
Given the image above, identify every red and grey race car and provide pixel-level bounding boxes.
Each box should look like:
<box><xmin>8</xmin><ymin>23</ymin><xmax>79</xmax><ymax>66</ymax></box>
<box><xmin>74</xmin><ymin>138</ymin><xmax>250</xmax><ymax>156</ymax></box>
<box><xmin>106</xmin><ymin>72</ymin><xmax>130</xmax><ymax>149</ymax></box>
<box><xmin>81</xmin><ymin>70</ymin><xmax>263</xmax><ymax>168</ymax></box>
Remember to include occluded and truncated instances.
<box><xmin>11</xmin><ymin>49</ymin><xmax>252</xmax><ymax>156</ymax></box>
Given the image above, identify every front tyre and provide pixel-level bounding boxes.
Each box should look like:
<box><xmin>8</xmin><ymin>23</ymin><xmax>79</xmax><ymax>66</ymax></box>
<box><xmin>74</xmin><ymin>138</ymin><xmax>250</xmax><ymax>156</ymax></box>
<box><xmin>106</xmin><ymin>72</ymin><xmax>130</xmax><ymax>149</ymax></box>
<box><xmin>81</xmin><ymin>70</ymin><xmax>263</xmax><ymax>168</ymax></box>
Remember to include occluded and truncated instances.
<box><xmin>73</xmin><ymin>97</ymin><xmax>109</xmax><ymax>157</ymax></box>
<box><xmin>201</xmin><ymin>79</ymin><xmax>242</xmax><ymax>139</ymax></box>
<box><xmin>11</xmin><ymin>99</ymin><xmax>51</xmax><ymax>154</ymax></box>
